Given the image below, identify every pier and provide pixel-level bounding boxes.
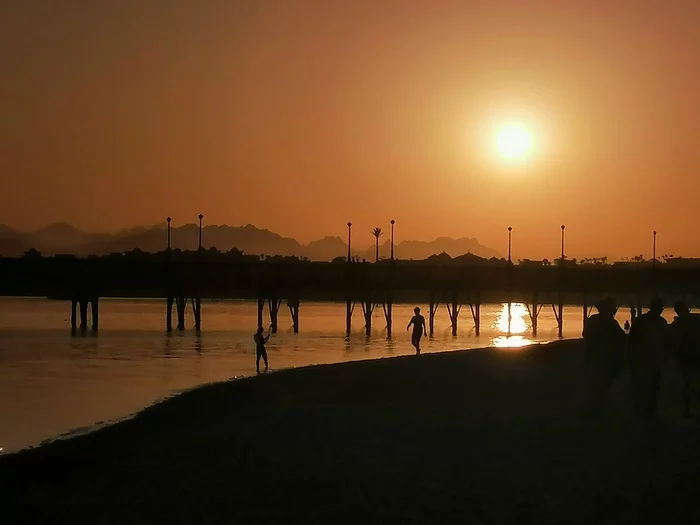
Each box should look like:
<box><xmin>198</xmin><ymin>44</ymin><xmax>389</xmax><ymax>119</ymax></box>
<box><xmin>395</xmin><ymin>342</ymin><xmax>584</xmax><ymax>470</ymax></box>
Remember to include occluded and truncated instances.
<box><xmin>1</xmin><ymin>253</ymin><xmax>699</xmax><ymax>336</ymax></box>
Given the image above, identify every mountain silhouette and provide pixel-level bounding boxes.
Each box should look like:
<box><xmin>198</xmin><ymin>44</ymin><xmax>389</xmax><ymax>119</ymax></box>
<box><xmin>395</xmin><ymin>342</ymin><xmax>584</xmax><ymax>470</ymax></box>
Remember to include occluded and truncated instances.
<box><xmin>360</xmin><ymin>237</ymin><xmax>501</xmax><ymax>262</ymax></box>
<box><xmin>0</xmin><ymin>223</ymin><xmax>501</xmax><ymax>261</ymax></box>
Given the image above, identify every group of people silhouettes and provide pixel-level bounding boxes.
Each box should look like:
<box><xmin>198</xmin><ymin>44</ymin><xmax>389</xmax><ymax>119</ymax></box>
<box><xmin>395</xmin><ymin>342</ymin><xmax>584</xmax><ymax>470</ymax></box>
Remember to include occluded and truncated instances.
<box><xmin>583</xmin><ymin>296</ymin><xmax>700</xmax><ymax>419</ymax></box>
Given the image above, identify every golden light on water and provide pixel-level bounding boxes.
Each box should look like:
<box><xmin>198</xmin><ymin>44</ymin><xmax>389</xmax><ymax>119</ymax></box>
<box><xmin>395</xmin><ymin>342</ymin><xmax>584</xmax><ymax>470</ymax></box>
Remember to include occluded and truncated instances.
<box><xmin>493</xmin><ymin>335</ymin><xmax>532</xmax><ymax>348</ymax></box>
<box><xmin>494</xmin><ymin>303</ymin><xmax>529</xmax><ymax>334</ymax></box>
<box><xmin>492</xmin><ymin>303</ymin><xmax>533</xmax><ymax>348</ymax></box>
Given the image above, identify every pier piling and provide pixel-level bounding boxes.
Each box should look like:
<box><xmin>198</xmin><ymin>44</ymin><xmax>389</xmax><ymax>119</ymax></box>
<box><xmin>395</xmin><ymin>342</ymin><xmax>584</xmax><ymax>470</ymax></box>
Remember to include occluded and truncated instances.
<box><xmin>552</xmin><ymin>295</ymin><xmax>564</xmax><ymax>338</ymax></box>
<box><xmin>268</xmin><ymin>298</ymin><xmax>282</xmax><ymax>333</ymax></box>
<box><xmin>71</xmin><ymin>299</ymin><xmax>77</xmax><ymax>331</ymax></box>
<box><xmin>79</xmin><ymin>300</ymin><xmax>88</xmax><ymax>330</ymax></box>
<box><xmin>194</xmin><ymin>296</ymin><xmax>202</xmax><ymax>331</ymax></box>
<box><xmin>288</xmin><ymin>299</ymin><xmax>300</xmax><ymax>333</ymax></box>
<box><xmin>91</xmin><ymin>298</ymin><xmax>99</xmax><ymax>331</ymax></box>
<box><xmin>528</xmin><ymin>293</ymin><xmax>541</xmax><ymax>337</ymax></box>
<box><xmin>382</xmin><ymin>296</ymin><xmax>393</xmax><ymax>336</ymax></box>
<box><xmin>361</xmin><ymin>299</ymin><xmax>375</xmax><ymax>336</ymax></box>
<box><xmin>176</xmin><ymin>296</ymin><xmax>186</xmax><ymax>330</ymax></box>
<box><xmin>346</xmin><ymin>299</ymin><xmax>355</xmax><ymax>335</ymax></box>
<box><xmin>166</xmin><ymin>296</ymin><xmax>174</xmax><ymax>332</ymax></box>
<box><xmin>469</xmin><ymin>298</ymin><xmax>481</xmax><ymax>336</ymax></box>
<box><xmin>446</xmin><ymin>294</ymin><xmax>460</xmax><ymax>336</ymax></box>
<box><xmin>257</xmin><ymin>297</ymin><xmax>265</xmax><ymax>329</ymax></box>
<box><xmin>428</xmin><ymin>295</ymin><xmax>438</xmax><ymax>336</ymax></box>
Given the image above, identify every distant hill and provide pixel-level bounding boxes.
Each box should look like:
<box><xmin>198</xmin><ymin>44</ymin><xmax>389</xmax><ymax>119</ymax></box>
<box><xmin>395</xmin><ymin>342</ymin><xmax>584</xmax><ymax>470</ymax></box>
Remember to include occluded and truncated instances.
<box><xmin>0</xmin><ymin>223</ymin><xmax>502</xmax><ymax>261</ymax></box>
<box><xmin>359</xmin><ymin>237</ymin><xmax>501</xmax><ymax>262</ymax></box>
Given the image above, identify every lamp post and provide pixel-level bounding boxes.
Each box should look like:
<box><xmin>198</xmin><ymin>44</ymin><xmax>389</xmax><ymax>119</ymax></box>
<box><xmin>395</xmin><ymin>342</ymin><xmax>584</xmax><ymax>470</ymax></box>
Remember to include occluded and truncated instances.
<box><xmin>390</xmin><ymin>219</ymin><xmax>395</xmax><ymax>261</ymax></box>
<box><xmin>653</xmin><ymin>230</ymin><xmax>657</xmax><ymax>269</ymax></box>
<box><xmin>507</xmin><ymin>226</ymin><xmax>512</xmax><ymax>264</ymax></box>
<box><xmin>560</xmin><ymin>224</ymin><xmax>566</xmax><ymax>266</ymax></box>
<box><xmin>347</xmin><ymin>222</ymin><xmax>352</xmax><ymax>262</ymax></box>
<box><xmin>198</xmin><ymin>214</ymin><xmax>204</xmax><ymax>250</ymax></box>
<box><xmin>166</xmin><ymin>217</ymin><xmax>171</xmax><ymax>250</ymax></box>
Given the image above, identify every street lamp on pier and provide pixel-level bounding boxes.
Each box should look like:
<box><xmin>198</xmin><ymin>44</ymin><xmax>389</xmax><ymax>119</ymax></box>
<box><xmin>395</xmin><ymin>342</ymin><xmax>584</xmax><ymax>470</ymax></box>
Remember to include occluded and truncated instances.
<box><xmin>198</xmin><ymin>214</ymin><xmax>204</xmax><ymax>250</ymax></box>
<box><xmin>507</xmin><ymin>226</ymin><xmax>512</xmax><ymax>265</ymax></box>
<box><xmin>347</xmin><ymin>222</ymin><xmax>352</xmax><ymax>262</ymax></box>
<box><xmin>560</xmin><ymin>225</ymin><xmax>566</xmax><ymax>266</ymax></box>
<box><xmin>166</xmin><ymin>217</ymin><xmax>172</xmax><ymax>250</ymax></box>
<box><xmin>390</xmin><ymin>219</ymin><xmax>395</xmax><ymax>261</ymax></box>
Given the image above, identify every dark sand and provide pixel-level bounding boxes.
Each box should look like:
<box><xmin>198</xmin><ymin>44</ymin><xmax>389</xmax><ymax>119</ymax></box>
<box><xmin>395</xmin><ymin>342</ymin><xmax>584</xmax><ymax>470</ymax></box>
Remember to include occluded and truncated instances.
<box><xmin>3</xmin><ymin>340</ymin><xmax>700</xmax><ymax>524</ymax></box>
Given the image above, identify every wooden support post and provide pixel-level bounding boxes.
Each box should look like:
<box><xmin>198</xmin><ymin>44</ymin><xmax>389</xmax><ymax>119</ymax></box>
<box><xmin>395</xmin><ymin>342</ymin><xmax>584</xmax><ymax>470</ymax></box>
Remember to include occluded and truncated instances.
<box><xmin>530</xmin><ymin>292</ymin><xmax>539</xmax><ymax>337</ymax></box>
<box><xmin>386</xmin><ymin>297</ymin><xmax>393</xmax><ymax>336</ymax></box>
<box><xmin>257</xmin><ymin>297</ymin><xmax>265</xmax><ymax>329</ymax></box>
<box><xmin>195</xmin><ymin>296</ymin><xmax>202</xmax><ymax>332</ymax></box>
<box><xmin>346</xmin><ymin>299</ymin><xmax>354</xmax><ymax>335</ymax></box>
<box><xmin>382</xmin><ymin>297</ymin><xmax>393</xmax><ymax>336</ymax></box>
<box><xmin>557</xmin><ymin>294</ymin><xmax>564</xmax><ymax>338</ymax></box>
<box><xmin>176</xmin><ymin>296</ymin><xmax>186</xmax><ymax>331</ymax></box>
<box><xmin>446</xmin><ymin>293</ymin><xmax>460</xmax><ymax>336</ymax></box>
<box><xmin>268</xmin><ymin>298</ymin><xmax>281</xmax><ymax>333</ymax></box>
<box><xmin>507</xmin><ymin>302</ymin><xmax>512</xmax><ymax>336</ymax></box>
<box><xmin>475</xmin><ymin>302</ymin><xmax>480</xmax><ymax>336</ymax></box>
<box><xmin>166</xmin><ymin>296</ymin><xmax>174</xmax><ymax>332</ymax></box>
<box><xmin>79</xmin><ymin>300</ymin><xmax>88</xmax><ymax>330</ymax></box>
<box><xmin>582</xmin><ymin>295</ymin><xmax>588</xmax><ymax>326</ymax></box>
<box><xmin>71</xmin><ymin>299</ymin><xmax>77</xmax><ymax>332</ymax></box>
<box><xmin>468</xmin><ymin>298</ymin><xmax>481</xmax><ymax>336</ymax></box>
<box><xmin>91</xmin><ymin>298</ymin><xmax>99</xmax><ymax>331</ymax></box>
<box><xmin>361</xmin><ymin>299</ymin><xmax>375</xmax><ymax>336</ymax></box>
<box><xmin>429</xmin><ymin>297</ymin><xmax>438</xmax><ymax>336</ymax></box>
<box><xmin>287</xmin><ymin>299</ymin><xmax>300</xmax><ymax>333</ymax></box>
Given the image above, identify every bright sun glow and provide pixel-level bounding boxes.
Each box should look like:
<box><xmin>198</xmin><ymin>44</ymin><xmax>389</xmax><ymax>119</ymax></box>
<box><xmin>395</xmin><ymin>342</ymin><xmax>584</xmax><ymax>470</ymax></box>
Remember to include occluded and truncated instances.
<box><xmin>495</xmin><ymin>123</ymin><xmax>533</xmax><ymax>160</ymax></box>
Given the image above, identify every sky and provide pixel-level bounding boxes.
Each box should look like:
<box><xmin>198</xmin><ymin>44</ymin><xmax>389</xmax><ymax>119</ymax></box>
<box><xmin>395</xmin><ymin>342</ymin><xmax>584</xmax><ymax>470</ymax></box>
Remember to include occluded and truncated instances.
<box><xmin>2</xmin><ymin>0</ymin><xmax>700</xmax><ymax>260</ymax></box>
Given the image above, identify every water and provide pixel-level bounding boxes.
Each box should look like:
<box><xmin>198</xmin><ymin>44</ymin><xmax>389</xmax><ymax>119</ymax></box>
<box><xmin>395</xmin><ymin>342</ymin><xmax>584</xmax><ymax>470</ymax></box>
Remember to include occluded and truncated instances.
<box><xmin>0</xmin><ymin>297</ymin><xmax>668</xmax><ymax>453</ymax></box>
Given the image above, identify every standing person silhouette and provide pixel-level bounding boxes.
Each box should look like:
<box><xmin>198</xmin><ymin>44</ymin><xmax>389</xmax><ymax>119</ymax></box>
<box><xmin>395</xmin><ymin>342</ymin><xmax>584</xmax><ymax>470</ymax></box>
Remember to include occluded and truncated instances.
<box><xmin>407</xmin><ymin>307</ymin><xmax>427</xmax><ymax>355</ymax></box>
<box><xmin>628</xmin><ymin>297</ymin><xmax>669</xmax><ymax>420</ymax></box>
<box><xmin>670</xmin><ymin>300</ymin><xmax>700</xmax><ymax>417</ymax></box>
<box><xmin>582</xmin><ymin>297</ymin><xmax>626</xmax><ymax>418</ymax></box>
<box><xmin>253</xmin><ymin>326</ymin><xmax>270</xmax><ymax>374</ymax></box>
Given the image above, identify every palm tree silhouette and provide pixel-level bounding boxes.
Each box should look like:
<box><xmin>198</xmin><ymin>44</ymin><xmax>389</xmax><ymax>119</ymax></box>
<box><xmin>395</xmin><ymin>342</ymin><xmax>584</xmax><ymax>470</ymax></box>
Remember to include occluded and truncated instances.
<box><xmin>371</xmin><ymin>228</ymin><xmax>383</xmax><ymax>262</ymax></box>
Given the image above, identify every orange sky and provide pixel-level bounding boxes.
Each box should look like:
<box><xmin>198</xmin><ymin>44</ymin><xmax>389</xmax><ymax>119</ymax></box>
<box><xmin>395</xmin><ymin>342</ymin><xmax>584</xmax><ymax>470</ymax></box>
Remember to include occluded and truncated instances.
<box><xmin>2</xmin><ymin>1</ymin><xmax>699</xmax><ymax>260</ymax></box>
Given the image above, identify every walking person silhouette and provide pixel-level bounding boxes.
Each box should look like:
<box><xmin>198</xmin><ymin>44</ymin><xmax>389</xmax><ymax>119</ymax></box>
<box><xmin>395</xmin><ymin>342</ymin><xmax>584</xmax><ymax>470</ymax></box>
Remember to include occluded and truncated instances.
<box><xmin>407</xmin><ymin>307</ymin><xmax>427</xmax><ymax>355</ymax></box>
<box><xmin>254</xmin><ymin>326</ymin><xmax>270</xmax><ymax>374</ymax></box>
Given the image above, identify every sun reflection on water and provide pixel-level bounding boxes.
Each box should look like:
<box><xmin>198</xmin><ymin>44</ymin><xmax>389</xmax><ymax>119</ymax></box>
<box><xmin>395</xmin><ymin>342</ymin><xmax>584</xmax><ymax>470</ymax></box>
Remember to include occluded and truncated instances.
<box><xmin>492</xmin><ymin>303</ymin><xmax>533</xmax><ymax>348</ymax></box>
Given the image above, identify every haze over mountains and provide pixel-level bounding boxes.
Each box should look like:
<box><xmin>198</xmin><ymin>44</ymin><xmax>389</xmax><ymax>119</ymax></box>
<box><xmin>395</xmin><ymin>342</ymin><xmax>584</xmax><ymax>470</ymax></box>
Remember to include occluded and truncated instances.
<box><xmin>0</xmin><ymin>223</ymin><xmax>502</xmax><ymax>261</ymax></box>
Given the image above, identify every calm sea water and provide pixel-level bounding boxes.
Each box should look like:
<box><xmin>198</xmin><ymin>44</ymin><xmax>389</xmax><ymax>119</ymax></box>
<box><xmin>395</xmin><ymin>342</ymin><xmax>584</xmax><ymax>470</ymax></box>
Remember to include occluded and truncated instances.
<box><xmin>0</xmin><ymin>297</ymin><xmax>671</xmax><ymax>453</ymax></box>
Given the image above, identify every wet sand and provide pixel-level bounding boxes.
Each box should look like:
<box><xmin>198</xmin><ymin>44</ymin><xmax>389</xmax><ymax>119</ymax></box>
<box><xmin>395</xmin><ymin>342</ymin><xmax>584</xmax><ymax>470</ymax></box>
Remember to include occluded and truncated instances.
<box><xmin>3</xmin><ymin>340</ymin><xmax>700</xmax><ymax>524</ymax></box>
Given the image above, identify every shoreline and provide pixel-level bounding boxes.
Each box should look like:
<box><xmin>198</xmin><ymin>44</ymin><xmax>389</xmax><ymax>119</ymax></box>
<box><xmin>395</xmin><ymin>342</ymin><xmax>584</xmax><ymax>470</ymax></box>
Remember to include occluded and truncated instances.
<box><xmin>6</xmin><ymin>342</ymin><xmax>523</xmax><ymax>456</ymax></box>
<box><xmin>4</xmin><ymin>338</ymin><xmax>700</xmax><ymax>523</ymax></box>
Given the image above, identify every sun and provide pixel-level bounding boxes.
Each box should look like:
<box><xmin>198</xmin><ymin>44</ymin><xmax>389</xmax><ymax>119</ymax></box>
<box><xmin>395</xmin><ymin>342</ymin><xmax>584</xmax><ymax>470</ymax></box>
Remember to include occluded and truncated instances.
<box><xmin>495</xmin><ymin>123</ymin><xmax>533</xmax><ymax>160</ymax></box>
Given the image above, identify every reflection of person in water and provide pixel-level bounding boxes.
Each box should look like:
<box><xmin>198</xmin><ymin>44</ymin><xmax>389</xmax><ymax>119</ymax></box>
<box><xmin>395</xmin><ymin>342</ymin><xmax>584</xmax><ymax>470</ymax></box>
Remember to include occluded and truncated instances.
<box><xmin>407</xmin><ymin>307</ymin><xmax>427</xmax><ymax>355</ymax></box>
<box><xmin>582</xmin><ymin>297</ymin><xmax>626</xmax><ymax>417</ymax></box>
<box><xmin>253</xmin><ymin>326</ymin><xmax>270</xmax><ymax>374</ymax></box>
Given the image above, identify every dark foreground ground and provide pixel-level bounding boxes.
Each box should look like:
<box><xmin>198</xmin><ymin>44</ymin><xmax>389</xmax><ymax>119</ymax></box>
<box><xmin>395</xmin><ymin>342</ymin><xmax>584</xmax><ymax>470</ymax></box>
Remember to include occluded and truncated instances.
<box><xmin>3</xmin><ymin>341</ymin><xmax>700</xmax><ymax>524</ymax></box>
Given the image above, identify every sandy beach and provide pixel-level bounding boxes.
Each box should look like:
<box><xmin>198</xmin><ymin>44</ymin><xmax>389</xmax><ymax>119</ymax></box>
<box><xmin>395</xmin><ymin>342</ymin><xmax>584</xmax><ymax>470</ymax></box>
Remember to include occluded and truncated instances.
<box><xmin>3</xmin><ymin>340</ymin><xmax>700</xmax><ymax>524</ymax></box>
